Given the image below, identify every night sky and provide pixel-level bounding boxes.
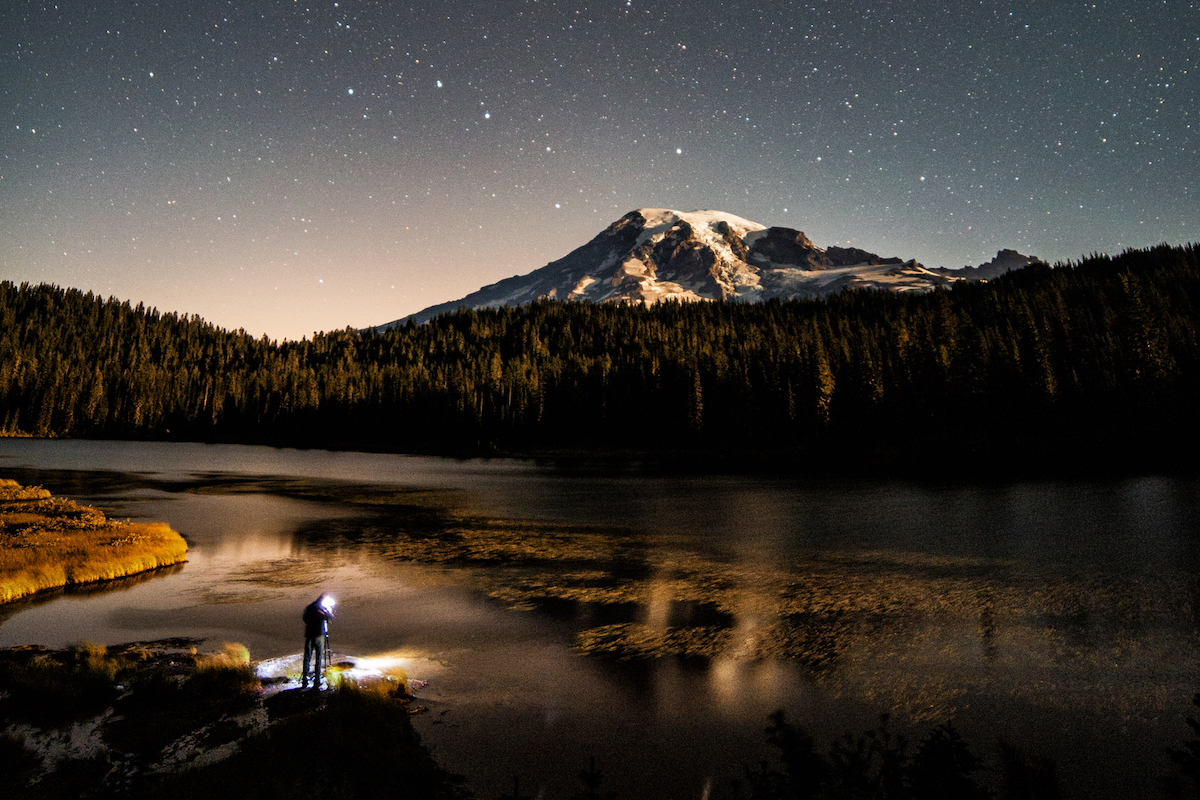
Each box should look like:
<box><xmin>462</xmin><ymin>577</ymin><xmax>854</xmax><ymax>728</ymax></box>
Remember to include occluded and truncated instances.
<box><xmin>3</xmin><ymin>1</ymin><xmax>1196</xmax><ymax>341</ymax></box>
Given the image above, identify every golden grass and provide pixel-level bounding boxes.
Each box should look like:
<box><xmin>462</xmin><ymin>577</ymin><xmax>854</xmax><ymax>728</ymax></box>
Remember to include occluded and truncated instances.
<box><xmin>195</xmin><ymin>642</ymin><xmax>252</xmax><ymax>668</ymax></box>
<box><xmin>0</xmin><ymin>478</ymin><xmax>188</xmax><ymax>603</ymax></box>
<box><xmin>189</xmin><ymin>642</ymin><xmax>261</xmax><ymax>700</ymax></box>
<box><xmin>327</xmin><ymin>665</ymin><xmax>411</xmax><ymax>697</ymax></box>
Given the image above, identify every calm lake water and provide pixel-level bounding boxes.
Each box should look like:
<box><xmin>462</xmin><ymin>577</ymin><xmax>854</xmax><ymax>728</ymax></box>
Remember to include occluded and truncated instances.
<box><xmin>2</xmin><ymin>438</ymin><xmax>1199</xmax><ymax>799</ymax></box>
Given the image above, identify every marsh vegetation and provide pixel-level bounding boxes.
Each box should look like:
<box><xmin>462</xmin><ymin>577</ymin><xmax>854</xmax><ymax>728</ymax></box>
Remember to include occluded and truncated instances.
<box><xmin>2</xmin><ymin>447</ymin><xmax>1197</xmax><ymax>798</ymax></box>
<box><xmin>0</xmin><ymin>479</ymin><xmax>188</xmax><ymax>603</ymax></box>
<box><xmin>0</xmin><ymin>640</ymin><xmax>465</xmax><ymax>800</ymax></box>
<box><xmin>6</xmin><ymin>639</ymin><xmax>1200</xmax><ymax>800</ymax></box>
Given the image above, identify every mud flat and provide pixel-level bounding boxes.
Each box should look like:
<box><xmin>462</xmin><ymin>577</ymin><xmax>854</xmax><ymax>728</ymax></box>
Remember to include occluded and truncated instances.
<box><xmin>0</xmin><ymin>478</ymin><xmax>188</xmax><ymax>603</ymax></box>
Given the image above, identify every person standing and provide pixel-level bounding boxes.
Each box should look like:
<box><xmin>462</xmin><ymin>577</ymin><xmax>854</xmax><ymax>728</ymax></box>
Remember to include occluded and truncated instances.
<box><xmin>301</xmin><ymin>593</ymin><xmax>335</xmax><ymax>689</ymax></box>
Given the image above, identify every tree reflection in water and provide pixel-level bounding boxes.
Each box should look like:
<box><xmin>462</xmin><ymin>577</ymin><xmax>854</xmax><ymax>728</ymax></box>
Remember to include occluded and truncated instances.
<box><xmin>2</xmin><ymin>443</ymin><xmax>1199</xmax><ymax>799</ymax></box>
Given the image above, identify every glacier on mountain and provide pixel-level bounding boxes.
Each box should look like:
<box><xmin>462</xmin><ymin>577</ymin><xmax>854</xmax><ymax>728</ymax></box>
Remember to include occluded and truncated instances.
<box><xmin>379</xmin><ymin>209</ymin><xmax>1040</xmax><ymax>327</ymax></box>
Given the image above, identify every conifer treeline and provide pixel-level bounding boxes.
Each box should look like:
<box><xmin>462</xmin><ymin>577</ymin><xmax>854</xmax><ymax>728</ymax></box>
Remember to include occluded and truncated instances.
<box><xmin>2</xmin><ymin>243</ymin><xmax>1198</xmax><ymax>470</ymax></box>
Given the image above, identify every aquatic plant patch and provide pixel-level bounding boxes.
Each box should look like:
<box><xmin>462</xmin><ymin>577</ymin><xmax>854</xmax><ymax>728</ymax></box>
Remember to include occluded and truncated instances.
<box><xmin>0</xmin><ymin>478</ymin><xmax>188</xmax><ymax>603</ymax></box>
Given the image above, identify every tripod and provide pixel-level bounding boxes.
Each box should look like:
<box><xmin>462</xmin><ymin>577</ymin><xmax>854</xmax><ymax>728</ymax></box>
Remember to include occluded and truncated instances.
<box><xmin>323</xmin><ymin>620</ymin><xmax>330</xmax><ymax>684</ymax></box>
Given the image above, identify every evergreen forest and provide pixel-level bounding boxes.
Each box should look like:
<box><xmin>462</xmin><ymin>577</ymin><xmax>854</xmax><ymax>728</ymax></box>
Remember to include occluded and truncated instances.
<box><xmin>2</xmin><ymin>243</ymin><xmax>1198</xmax><ymax>473</ymax></box>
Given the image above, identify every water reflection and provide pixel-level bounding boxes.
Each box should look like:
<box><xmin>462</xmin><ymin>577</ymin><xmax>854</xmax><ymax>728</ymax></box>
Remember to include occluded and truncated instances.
<box><xmin>3</xmin><ymin>440</ymin><xmax>1200</xmax><ymax>799</ymax></box>
<box><xmin>0</xmin><ymin>564</ymin><xmax>185</xmax><ymax>628</ymax></box>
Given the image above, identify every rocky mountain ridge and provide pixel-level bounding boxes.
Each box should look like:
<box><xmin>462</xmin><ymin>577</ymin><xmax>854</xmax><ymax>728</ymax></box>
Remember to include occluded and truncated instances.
<box><xmin>382</xmin><ymin>209</ymin><xmax>1041</xmax><ymax>326</ymax></box>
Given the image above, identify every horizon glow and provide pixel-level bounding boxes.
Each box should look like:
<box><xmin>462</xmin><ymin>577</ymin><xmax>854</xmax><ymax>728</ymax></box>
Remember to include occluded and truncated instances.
<box><xmin>2</xmin><ymin>0</ymin><xmax>1196</xmax><ymax>341</ymax></box>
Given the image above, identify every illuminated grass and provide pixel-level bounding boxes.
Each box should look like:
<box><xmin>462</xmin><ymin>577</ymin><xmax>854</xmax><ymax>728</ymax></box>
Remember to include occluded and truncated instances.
<box><xmin>0</xmin><ymin>478</ymin><xmax>188</xmax><ymax>603</ymax></box>
<box><xmin>2</xmin><ymin>639</ymin><xmax>462</xmax><ymax>798</ymax></box>
<box><xmin>189</xmin><ymin>642</ymin><xmax>261</xmax><ymax>701</ymax></box>
<box><xmin>327</xmin><ymin>665</ymin><xmax>410</xmax><ymax>697</ymax></box>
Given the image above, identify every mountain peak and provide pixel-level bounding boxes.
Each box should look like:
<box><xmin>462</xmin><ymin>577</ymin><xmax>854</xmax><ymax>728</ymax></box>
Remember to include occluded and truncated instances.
<box><xmin>930</xmin><ymin>248</ymin><xmax>1045</xmax><ymax>281</ymax></box>
<box><xmin>631</xmin><ymin>208</ymin><xmax>767</xmax><ymax>235</ymax></box>
<box><xmin>380</xmin><ymin>209</ymin><xmax>1034</xmax><ymax>326</ymax></box>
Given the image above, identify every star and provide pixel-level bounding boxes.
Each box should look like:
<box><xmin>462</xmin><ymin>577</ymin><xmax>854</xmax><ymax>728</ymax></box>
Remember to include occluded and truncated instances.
<box><xmin>0</xmin><ymin>0</ymin><xmax>1191</xmax><ymax>340</ymax></box>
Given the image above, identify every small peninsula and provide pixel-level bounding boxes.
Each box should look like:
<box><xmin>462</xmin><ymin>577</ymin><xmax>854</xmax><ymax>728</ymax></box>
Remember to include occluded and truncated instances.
<box><xmin>0</xmin><ymin>478</ymin><xmax>187</xmax><ymax>603</ymax></box>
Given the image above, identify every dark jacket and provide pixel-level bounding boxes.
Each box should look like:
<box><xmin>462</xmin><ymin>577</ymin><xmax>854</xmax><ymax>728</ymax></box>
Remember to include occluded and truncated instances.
<box><xmin>303</xmin><ymin>599</ymin><xmax>333</xmax><ymax>639</ymax></box>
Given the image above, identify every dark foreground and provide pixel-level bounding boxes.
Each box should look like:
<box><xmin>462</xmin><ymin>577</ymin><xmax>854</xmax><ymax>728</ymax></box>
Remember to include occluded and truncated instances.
<box><xmin>7</xmin><ymin>642</ymin><xmax>1200</xmax><ymax>799</ymax></box>
<box><xmin>0</xmin><ymin>640</ymin><xmax>466</xmax><ymax>800</ymax></box>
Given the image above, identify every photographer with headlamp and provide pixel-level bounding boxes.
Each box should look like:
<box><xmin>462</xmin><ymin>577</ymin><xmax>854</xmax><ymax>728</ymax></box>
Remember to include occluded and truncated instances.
<box><xmin>301</xmin><ymin>593</ymin><xmax>336</xmax><ymax>689</ymax></box>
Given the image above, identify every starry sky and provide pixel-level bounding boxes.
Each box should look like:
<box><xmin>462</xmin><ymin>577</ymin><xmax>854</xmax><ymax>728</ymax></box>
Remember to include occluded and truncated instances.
<box><xmin>3</xmin><ymin>1</ymin><xmax>1196</xmax><ymax>341</ymax></box>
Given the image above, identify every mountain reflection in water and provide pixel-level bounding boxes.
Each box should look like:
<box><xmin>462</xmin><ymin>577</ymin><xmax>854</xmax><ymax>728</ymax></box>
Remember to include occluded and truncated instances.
<box><xmin>1</xmin><ymin>439</ymin><xmax>1199</xmax><ymax>799</ymax></box>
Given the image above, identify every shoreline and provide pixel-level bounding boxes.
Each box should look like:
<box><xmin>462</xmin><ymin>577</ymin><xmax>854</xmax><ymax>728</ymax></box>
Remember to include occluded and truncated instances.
<box><xmin>0</xmin><ymin>478</ymin><xmax>188</xmax><ymax>604</ymax></box>
<box><xmin>0</xmin><ymin>639</ymin><xmax>464</xmax><ymax>799</ymax></box>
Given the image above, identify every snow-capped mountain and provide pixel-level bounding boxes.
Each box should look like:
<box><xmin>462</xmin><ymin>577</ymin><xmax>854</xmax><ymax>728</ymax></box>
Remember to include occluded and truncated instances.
<box><xmin>381</xmin><ymin>209</ymin><xmax>1039</xmax><ymax>326</ymax></box>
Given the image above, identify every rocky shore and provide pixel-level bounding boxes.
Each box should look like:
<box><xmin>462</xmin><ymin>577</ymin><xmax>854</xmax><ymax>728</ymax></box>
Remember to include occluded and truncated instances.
<box><xmin>0</xmin><ymin>639</ymin><xmax>465</xmax><ymax>799</ymax></box>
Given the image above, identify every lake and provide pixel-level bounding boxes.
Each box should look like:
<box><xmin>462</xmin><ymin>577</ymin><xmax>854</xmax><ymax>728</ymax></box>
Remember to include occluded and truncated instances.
<box><xmin>2</xmin><ymin>438</ymin><xmax>1199</xmax><ymax>798</ymax></box>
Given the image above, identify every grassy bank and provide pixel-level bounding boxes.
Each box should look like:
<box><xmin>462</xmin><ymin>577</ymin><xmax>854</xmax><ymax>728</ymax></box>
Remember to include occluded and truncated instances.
<box><xmin>0</xmin><ymin>640</ymin><xmax>466</xmax><ymax>799</ymax></box>
<box><xmin>0</xmin><ymin>478</ymin><xmax>188</xmax><ymax>603</ymax></box>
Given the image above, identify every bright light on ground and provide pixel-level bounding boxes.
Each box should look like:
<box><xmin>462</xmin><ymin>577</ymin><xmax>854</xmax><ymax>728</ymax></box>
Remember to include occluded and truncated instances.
<box><xmin>255</xmin><ymin>650</ymin><xmax>428</xmax><ymax>694</ymax></box>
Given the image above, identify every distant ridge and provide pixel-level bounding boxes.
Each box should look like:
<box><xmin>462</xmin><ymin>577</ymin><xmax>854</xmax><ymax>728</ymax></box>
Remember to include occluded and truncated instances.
<box><xmin>379</xmin><ymin>208</ymin><xmax>1041</xmax><ymax>326</ymax></box>
<box><xmin>929</xmin><ymin>248</ymin><xmax>1043</xmax><ymax>281</ymax></box>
